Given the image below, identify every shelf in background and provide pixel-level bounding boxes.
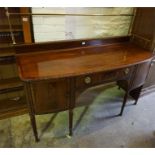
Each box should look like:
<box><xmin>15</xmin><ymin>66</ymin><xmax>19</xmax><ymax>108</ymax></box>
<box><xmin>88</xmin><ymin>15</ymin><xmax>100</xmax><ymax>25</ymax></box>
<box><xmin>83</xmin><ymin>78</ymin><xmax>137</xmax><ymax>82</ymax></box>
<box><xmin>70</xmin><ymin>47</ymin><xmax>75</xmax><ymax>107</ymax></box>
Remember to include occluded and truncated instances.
<box><xmin>0</xmin><ymin>29</ymin><xmax>23</xmax><ymax>32</ymax></box>
<box><xmin>0</xmin><ymin>46</ymin><xmax>15</xmax><ymax>57</ymax></box>
<box><xmin>0</xmin><ymin>96</ymin><xmax>28</xmax><ymax>119</ymax></box>
<box><xmin>0</xmin><ymin>77</ymin><xmax>23</xmax><ymax>93</ymax></box>
<box><xmin>0</xmin><ymin>55</ymin><xmax>16</xmax><ymax>65</ymax></box>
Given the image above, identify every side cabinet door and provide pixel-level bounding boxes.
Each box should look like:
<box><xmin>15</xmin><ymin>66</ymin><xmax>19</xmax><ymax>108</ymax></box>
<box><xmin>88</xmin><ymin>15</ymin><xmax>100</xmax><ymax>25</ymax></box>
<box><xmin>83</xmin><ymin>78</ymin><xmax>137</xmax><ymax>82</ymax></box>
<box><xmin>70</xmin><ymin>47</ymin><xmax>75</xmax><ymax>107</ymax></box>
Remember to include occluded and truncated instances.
<box><xmin>143</xmin><ymin>59</ymin><xmax>155</xmax><ymax>88</ymax></box>
<box><xmin>130</xmin><ymin>60</ymin><xmax>152</xmax><ymax>90</ymax></box>
<box><xmin>31</xmin><ymin>78</ymin><xmax>69</xmax><ymax>114</ymax></box>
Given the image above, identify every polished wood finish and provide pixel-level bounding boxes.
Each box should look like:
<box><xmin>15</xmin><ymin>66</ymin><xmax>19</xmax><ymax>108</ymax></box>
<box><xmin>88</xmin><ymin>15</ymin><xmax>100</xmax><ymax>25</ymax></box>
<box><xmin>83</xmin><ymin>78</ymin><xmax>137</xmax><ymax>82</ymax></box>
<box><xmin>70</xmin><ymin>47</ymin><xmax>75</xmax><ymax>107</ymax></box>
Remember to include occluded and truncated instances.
<box><xmin>131</xmin><ymin>8</ymin><xmax>155</xmax><ymax>91</ymax></box>
<box><xmin>16</xmin><ymin>36</ymin><xmax>153</xmax><ymax>141</ymax></box>
<box><xmin>0</xmin><ymin>8</ymin><xmax>155</xmax><ymax>141</ymax></box>
<box><xmin>69</xmin><ymin>78</ymin><xmax>76</xmax><ymax>136</ymax></box>
<box><xmin>130</xmin><ymin>61</ymin><xmax>152</xmax><ymax>90</ymax></box>
<box><xmin>20</xmin><ymin>8</ymin><xmax>34</xmax><ymax>43</ymax></box>
<box><xmin>116</xmin><ymin>8</ymin><xmax>155</xmax><ymax>115</ymax></box>
<box><xmin>1</xmin><ymin>8</ymin><xmax>155</xmax><ymax>141</ymax></box>
<box><xmin>25</xmin><ymin>82</ymin><xmax>39</xmax><ymax>142</ymax></box>
<box><xmin>31</xmin><ymin>78</ymin><xmax>69</xmax><ymax>114</ymax></box>
<box><xmin>14</xmin><ymin>36</ymin><xmax>130</xmax><ymax>54</ymax></box>
<box><xmin>118</xmin><ymin>60</ymin><xmax>152</xmax><ymax>115</ymax></box>
<box><xmin>75</xmin><ymin>67</ymin><xmax>133</xmax><ymax>90</ymax></box>
<box><xmin>16</xmin><ymin>42</ymin><xmax>152</xmax><ymax>81</ymax></box>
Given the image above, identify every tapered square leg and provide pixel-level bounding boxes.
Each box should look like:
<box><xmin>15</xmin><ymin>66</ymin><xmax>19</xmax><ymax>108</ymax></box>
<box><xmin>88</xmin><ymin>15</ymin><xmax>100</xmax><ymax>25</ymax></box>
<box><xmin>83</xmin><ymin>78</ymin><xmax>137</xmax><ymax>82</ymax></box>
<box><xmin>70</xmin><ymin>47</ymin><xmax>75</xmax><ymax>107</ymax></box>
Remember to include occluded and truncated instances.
<box><xmin>129</xmin><ymin>85</ymin><xmax>143</xmax><ymax>105</ymax></box>
<box><xmin>25</xmin><ymin>82</ymin><xmax>39</xmax><ymax>142</ymax></box>
<box><xmin>68</xmin><ymin>78</ymin><xmax>75</xmax><ymax>137</ymax></box>
<box><xmin>120</xmin><ymin>91</ymin><xmax>129</xmax><ymax>116</ymax></box>
<box><xmin>69</xmin><ymin>109</ymin><xmax>73</xmax><ymax>136</ymax></box>
<box><xmin>134</xmin><ymin>98</ymin><xmax>139</xmax><ymax>105</ymax></box>
<box><xmin>29</xmin><ymin>113</ymin><xmax>39</xmax><ymax>142</ymax></box>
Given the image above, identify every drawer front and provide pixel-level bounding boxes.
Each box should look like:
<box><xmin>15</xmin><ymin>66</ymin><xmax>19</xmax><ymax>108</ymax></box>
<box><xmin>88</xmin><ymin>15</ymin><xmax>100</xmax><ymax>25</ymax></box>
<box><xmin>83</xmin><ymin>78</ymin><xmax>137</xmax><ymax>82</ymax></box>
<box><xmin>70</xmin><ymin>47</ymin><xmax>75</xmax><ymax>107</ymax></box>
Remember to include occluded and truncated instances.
<box><xmin>116</xmin><ymin>67</ymin><xmax>134</xmax><ymax>80</ymax></box>
<box><xmin>75</xmin><ymin>67</ymin><xmax>133</xmax><ymax>89</ymax></box>
<box><xmin>75</xmin><ymin>73</ymin><xmax>102</xmax><ymax>89</ymax></box>
<box><xmin>101</xmin><ymin>70</ymin><xmax>118</xmax><ymax>81</ymax></box>
<box><xmin>31</xmin><ymin>79</ymin><xmax>69</xmax><ymax>114</ymax></box>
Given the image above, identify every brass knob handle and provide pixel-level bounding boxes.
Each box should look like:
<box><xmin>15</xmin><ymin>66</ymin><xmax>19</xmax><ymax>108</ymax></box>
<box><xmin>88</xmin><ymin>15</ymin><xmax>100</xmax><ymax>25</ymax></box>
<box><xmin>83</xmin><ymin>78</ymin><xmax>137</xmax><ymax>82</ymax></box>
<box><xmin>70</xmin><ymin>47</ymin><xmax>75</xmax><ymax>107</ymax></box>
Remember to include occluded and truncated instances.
<box><xmin>151</xmin><ymin>60</ymin><xmax>155</xmax><ymax>66</ymax></box>
<box><xmin>124</xmin><ymin>68</ymin><xmax>129</xmax><ymax>75</ymax></box>
<box><xmin>84</xmin><ymin>76</ymin><xmax>91</xmax><ymax>84</ymax></box>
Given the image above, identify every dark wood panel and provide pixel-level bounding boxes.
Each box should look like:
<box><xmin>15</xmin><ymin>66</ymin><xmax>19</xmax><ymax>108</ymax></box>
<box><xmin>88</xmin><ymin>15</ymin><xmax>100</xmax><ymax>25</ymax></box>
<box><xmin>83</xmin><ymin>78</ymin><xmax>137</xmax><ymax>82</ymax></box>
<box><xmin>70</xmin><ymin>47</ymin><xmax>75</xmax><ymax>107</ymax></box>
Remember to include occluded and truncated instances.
<box><xmin>0</xmin><ymin>7</ymin><xmax>24</xmax><ymax>45</ymax></box>
<box><xmin>144</xmin><ymin>59</ymin><xmax>155</xmax><ymax>88</ymax></box>
<box><xmin>75</xmin><ymin>67</ymin><xmax>133</xmax><ymax>89</ymax></box>
<box><xmin>130</xmin><ymin>60</ymin><xmax>152</xmax><ymax>90</ymax></box>
<box><xmin>131</xmin><ymin>8</ymin><xmax>155</xmax><ymax>51</ymax></box>
<box><xmin>0</xmin><ymin>7</ymin><xmax>34</xmax><ymax>120</ymax></box>
<box><xmin>26</xmin><ymin>66</ymin><xmax>134</xmax><ymax>115</ymax></box>
<box><xmin>131</xmin><ymin>8</ymin><xmax>155</xmax><ymax>90</ymax></box>
<box><xmin>132</xmin><ymin>8</ymin><xmax>155</xmax><ymax>40</ymax></box>
<box><xmin>14</xmin><ymin>36</ymin><xmax>130</xmax><ymax>54</ymax></box>
<box><xmin>0</xmin><ymin>96</ymin><xmax>28</xmax><ymax>120</ymax></box>
<box><xmin>31</xmin><ymin>78</ymin><xmax>69</xmax><ymax>114</ymax></box>
<box><xmin>20</xmin><ymin>7</ymin><xmax>34</xmax><ymax>43</ymax></box>
<box><xmin>75</xmin><ymin>72</ymin><xmax>103</xmax><ymax>89</ymax></box>
<box><xmin>0</xmin><ymin>31</ymin><xmax>24</xmax><ymax>44</ymax></box>
<box><xmin>0</xmin><ymin>55</ymin><xmax>15</xmax><ymax>65</ymax></box>
<box><xmin>0</xmin><ymin>77</ymin><xmax>23</xmax><ymax>92</ymax></box>
<box><xmin>0</xmin><ymin>7</ymin><xmax>33</xmax><ymax>46</ymax></box>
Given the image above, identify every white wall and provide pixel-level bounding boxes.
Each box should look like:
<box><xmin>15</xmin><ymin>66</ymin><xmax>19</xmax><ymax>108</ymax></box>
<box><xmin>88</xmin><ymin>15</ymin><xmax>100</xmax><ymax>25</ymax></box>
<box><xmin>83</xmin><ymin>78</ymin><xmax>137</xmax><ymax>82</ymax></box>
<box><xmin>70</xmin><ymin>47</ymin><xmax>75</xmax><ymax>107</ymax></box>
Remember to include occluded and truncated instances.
<box><xmin>32</xmin><ymin>7</ymin><xmax>134</xmax><ymax>42</ymax></box>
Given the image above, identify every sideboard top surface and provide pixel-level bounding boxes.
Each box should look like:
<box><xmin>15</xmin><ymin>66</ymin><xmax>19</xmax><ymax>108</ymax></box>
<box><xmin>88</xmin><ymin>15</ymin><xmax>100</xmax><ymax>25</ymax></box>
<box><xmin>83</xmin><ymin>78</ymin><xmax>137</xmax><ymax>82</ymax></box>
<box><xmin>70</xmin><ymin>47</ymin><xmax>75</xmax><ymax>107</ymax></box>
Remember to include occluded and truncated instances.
<box><xmin>16</xmin><ymin>42</ymin><xmax>153</xmax><ymax>81</ymax></box>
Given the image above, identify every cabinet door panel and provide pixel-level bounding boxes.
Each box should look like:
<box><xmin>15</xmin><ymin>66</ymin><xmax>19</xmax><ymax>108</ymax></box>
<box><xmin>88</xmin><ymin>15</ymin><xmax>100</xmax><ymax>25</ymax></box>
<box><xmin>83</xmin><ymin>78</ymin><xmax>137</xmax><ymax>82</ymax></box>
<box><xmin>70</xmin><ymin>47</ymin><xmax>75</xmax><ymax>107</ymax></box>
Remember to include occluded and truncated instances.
<box><xmin>143</xmin><ymin>59</ymin><xmax>155</xmax><ymax>88</ymax></box>
<box><xmin>31</xmin><ymin>79</ymin><xmax>69</xmax><ymax>114</ymax></box>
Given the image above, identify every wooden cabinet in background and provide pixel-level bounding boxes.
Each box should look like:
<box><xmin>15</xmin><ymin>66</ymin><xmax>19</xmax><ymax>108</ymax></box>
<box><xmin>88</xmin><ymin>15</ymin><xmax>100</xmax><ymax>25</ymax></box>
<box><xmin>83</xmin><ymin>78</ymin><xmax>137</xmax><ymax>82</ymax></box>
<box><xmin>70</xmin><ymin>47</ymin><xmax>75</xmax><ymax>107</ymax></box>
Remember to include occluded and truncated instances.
<box><xmin>131</xmin><ymin>8</ymin><xmax>155</xmax><ymax>93</ymax></box>
<box><xmin>0</xmin><ymin>7</ymin><xmax>33</xmax><ymax>119</ymax></box>
<box><xmin>0</xmin><ymin>7</ymin><xmax>24</xmax><ymax>46</ymax></box>
<box><xmin>0</xmin><ymin>7</ymin><xmax>33</xmax><ymax>46</ymax></box>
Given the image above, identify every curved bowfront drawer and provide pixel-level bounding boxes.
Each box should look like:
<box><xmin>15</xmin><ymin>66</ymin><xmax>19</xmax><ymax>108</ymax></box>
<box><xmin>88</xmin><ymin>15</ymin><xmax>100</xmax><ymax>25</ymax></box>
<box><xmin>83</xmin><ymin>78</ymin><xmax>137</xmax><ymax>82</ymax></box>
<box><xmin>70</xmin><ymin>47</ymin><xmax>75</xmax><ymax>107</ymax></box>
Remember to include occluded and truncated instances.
<box><xmin>115</xmin><ymin>66</ymin><xmax>134</xmax><ymax>80</ymax></box>
<box><xmin>75</xmin><ymin>73</ymin><xmax>102</xmax><ymax>89</ymax></box>
<box><xmin>75</xmin><ymin>66</ymin><xmax>133</xmax><ymax>89</ymax></box>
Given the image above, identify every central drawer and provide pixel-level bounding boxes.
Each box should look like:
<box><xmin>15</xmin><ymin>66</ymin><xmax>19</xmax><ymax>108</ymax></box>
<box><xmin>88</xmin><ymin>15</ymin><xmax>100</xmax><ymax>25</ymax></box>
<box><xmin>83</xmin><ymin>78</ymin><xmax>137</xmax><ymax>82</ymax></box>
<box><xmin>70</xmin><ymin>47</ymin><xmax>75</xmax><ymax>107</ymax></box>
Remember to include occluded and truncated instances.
<box><xmin>75</xmin><ymin>67</ymin><xmax>133</xmax><ymax>89</ymax></box>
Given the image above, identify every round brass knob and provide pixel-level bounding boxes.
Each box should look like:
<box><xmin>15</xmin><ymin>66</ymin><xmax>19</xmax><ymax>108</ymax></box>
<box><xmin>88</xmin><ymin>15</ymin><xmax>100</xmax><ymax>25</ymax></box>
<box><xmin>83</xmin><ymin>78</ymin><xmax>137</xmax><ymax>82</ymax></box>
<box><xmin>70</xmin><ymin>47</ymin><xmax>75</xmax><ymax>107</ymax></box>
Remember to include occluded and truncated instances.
<box><xmin>124</xmin><ymin>68</ymin><xmax>129</xmax><ymax>75</ymax></box>
<box><xmin>84</xmin><ymin>76</ymin><xmax>91</xmax><ymax>84</ymax></box>
<box><xmin>151</xmin><ymin>60</ymin><xmax>155</xmax><ymax>66</ymax></box>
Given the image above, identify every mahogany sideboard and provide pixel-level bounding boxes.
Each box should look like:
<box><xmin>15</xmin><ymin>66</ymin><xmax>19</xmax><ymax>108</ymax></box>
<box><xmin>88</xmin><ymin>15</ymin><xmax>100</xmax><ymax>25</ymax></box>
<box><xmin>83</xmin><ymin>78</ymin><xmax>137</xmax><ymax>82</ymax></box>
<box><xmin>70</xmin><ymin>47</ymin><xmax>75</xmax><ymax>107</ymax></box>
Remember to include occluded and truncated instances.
<box><xmin>0</xmin><ymin>8</ymin><xmax>155</xmax><ymax>141</ymax></box>
<box><xmin>0</xmin><ymin>8</ymin><xmax>155</xmax><ymax>120</ymax></box>
<box><xmin>15</xmin><ymin>36</ymin><xmax>153</xmax><ymax>142</ymax></box>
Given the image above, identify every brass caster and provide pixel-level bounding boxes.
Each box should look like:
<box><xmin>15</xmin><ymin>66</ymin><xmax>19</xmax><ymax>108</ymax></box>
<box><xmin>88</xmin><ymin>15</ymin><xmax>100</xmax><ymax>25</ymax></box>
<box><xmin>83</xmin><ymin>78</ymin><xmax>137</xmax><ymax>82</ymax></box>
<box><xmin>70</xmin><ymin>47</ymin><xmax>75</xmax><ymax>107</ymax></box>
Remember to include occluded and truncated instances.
<box><xmin>66</xmin><ymin>134</ymin><xmax>72</xmax><ymax>139</ymax></box>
